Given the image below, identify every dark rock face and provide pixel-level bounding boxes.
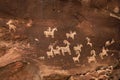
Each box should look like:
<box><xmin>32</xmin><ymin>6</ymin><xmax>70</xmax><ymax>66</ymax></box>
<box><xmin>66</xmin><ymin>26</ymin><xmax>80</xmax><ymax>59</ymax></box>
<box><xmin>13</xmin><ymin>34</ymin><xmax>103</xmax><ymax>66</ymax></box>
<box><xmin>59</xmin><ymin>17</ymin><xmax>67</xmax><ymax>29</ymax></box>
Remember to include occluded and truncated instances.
<box><xmin>0</xmin><ymin>0</ymin><xmax>120</xmax><ymax>80</ymax></box>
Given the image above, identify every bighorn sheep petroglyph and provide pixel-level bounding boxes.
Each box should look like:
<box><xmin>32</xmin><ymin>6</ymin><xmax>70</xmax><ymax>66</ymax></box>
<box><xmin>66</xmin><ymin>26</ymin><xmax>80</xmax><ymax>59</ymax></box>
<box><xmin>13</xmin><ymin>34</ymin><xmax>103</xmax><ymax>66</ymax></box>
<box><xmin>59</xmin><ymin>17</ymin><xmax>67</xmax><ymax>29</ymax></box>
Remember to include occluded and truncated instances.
<box><xmin>105</xmin><ymin>39</ymin><xmax>115</xmax><ymax>47</ymax></box>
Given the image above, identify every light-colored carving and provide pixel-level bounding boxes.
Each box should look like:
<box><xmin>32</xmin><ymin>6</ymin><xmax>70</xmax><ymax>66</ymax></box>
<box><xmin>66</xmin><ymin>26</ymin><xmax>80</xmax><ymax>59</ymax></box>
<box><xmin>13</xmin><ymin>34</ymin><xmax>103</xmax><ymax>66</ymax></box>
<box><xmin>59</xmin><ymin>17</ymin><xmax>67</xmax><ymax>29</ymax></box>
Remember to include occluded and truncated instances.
<box><xmin>60</xmin><ymin>40</ymin><xmax>71</xmax><ymax>56</ymax></box>
<box><xmin>53</xmin><ymin>46</ymin><xmax>61</xmax><ymax>55</ymax></box>
<box><xmin>113</xmin><ymin>6</ymin><xmax>119</xmax><ymax>13</ymax></box>
<box><xmin>63</xmin><ymin>40</ymin><xmax>71</xmax><ymax>46</ymax></box>
<box><xmin>66</xmin><ymin>31</ymin><xmax>76</xmax><ymax>39</ymax></box>
<box><xmin>99</xmin><ymin>47</ymin><xmax>109</xmax><ymax>59</ymax></box>
<box><xmin>86</xmin><ymin>37</ymin><xmax>92</xmax><ymax>47</ymax></box>
<box><xmin>26</xmin><ymin>19</ymin><xmax>33</xmax><ymax>27</ymax></box>
<box><xmin>87</xmin><ymin>50</ymin><xmax>97</xmax><ymax>63</ymax></box>
<box><xmin>105</xmin><ymin>39</ymin><xmax>115</xmax><ymax>47</ymax></box>
<box><xmin>60</xmin><ymin>46</ymin><xmax>71</xmax><ymax>56</ymax></box>
<box><xmin>6</xmin><ymin>19</ymin><xmax>16</xmax><ymax>32</ymax></box>
<box><xmin>44</xmin><ymin>27</ymin><xmax>57</xmax><ymax>38</ymax></box>
<box><xmin>39</xmin><ymin>56</ymin><xmax>45</xmax><ymax>60</ymax></box>
<box><xmin>46</xmin><ymin>45</ymin><xmax>54</xmax><ymax>58</ymax></box>
<box><xmin>35</xmin><ymin>38</ymin><xmax>39</xmax><ymax>41</ymax></box>
<box><xmin>73</xmin><ymin>44</ymin><xmax>83</xmax><ymax>54</ymax></box>
<box><xmin>72</xmin><ymin>54</ymin><xmax>80</xmax><ymax>63</ymax></box>
<box><xmin>90</xmin><ymin>49</ymin><xmax>96</xmax><ymax>56</ymax></box>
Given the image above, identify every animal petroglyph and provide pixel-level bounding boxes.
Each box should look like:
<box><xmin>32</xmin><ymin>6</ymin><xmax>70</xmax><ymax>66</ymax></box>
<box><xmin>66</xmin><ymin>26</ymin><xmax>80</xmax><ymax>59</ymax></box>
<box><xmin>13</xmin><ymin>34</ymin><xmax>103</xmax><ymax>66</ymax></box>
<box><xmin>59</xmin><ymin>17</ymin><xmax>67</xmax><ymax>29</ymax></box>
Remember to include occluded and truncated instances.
<box><xmin>88</xmin><ymin>50</ymin><xmax>97</xmax><ymax>63</ymax></box>
<box><xmin>73</xmin><ymin>44</ymin><xmax>83</xmax><ymax>55</ymax></box>
<box><xmin>99</xmin><ymin>47</ymin><xmax>109</xmax><ymax>59</ymax></box>
<box><xmin>53</xmin><ymin>46</ymin><xmax>61</xmax><ymax>55</ymax></box>
<box><xmin>73</xmin><ymin>54</ymin><xmax>81</xmax><ymax>63</ymax></box>
<box><xmin>66</xmin><ymin>31</ymin><xmax>76</xmax><ymax>39</ymax></box>
<box><xmin>60</xmin><ymin>40</ymin><xmax>71</xmax><ymax>55</ymax></box>
<box><xmin>44</xmin><ymin>27</ymin><xmax>57</xmax><ymax>38</ymax></box>
<box><xmin>60</xmin><ymin>46</ymin><xmax>71</xmax><ymax>56</ymax></box>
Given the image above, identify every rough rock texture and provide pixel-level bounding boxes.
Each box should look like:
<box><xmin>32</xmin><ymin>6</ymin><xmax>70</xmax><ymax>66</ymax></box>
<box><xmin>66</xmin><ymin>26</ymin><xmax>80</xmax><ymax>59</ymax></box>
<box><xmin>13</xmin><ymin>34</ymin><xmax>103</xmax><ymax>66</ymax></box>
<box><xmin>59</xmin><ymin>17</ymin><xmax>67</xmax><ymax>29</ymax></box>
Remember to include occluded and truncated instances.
<box><xmin>0</xmin><ymin>0</ymin><xmax>120</xmax><ymax>80</ymax></box>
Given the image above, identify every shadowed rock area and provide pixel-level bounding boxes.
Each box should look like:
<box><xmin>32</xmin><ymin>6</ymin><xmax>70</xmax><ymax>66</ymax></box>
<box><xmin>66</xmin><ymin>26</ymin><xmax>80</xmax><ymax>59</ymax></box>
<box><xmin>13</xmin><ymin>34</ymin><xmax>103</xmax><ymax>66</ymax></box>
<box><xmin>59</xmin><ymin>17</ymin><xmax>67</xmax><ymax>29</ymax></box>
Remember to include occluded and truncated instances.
<box><xmin>0</xmin><ymin>0</ymin><xmax>120</xmax><ymax>80</ymax></box>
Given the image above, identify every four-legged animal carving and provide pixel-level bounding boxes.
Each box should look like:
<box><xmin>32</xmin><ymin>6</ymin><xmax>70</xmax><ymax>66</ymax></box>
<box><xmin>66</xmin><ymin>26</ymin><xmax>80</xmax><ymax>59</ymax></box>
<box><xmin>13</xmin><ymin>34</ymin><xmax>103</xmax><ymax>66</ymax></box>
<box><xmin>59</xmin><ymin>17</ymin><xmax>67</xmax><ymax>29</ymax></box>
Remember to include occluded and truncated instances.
<box><xmin>53</xmin><ymin>46</ymin><xmax>61</xmax><ymax>55</ymax></box>
<box><xmin>99</xmin><ymin>47</ymin><xmax>109</xmax><ymax>59</ymax></box>
<box><xmin>73</xmin><ymin>44</ymin><xmax>83</xmax><ymax>54</ymax></box>
<box><xmin>47</xmin><ymin>50</ymin><xmax>54</xmax><ymax>58</ymax></box>
<box><xmin>73</xmin><ymin>54</ymin><xmax>80</xmax><ymax>63</ymax></box>
<box><xmin>60</xmin><ymin>46</ymin><xmax>71</xmax><ymax>56</ymax></box>
<box><xmin>66</xmin><ymin>31</ymin><xmax>76</xmax><ymax>39</ymax></box>
<box><xmin>44</xmin><ymin>27</ymin><xmax>57</xmax><ymax>38</ymax></box>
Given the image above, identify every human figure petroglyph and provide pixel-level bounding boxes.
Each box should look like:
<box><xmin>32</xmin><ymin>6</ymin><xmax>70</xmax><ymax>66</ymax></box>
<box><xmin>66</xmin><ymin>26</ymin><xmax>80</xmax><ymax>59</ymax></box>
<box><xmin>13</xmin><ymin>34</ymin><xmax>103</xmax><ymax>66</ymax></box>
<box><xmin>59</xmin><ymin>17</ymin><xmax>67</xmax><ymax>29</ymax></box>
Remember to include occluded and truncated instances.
<box><xmin>99</xmin><ymin>47</ymin><xmax>109</xmax><ymax>59</ymax></box>
<box><xmin>66</xmin><ymin>31</ymin><xmax>76</xmax><ymax>39</ymax></box>
<box><xmin>73</xmin><ymin>54</ymin><xmax>81</xmax><ymax>63</ymax></box>
<box><xmin>6</xmin><ymin>19</ymin><xmax>17</xmax><ymax>32</ymax></box>
<box><xmin>44</xmin><ymin>27</ymin><xmax>57</xmax><ymax>38</ymax></box>
<box><xmin>73</xmin><ymin>44</ymin><xmax>83</xmax><ymax>54</ymax></box>
<box><xmin>86</xmin><ymin>37</ymin><xmax>92</xmax><ymax>47</ymax></box>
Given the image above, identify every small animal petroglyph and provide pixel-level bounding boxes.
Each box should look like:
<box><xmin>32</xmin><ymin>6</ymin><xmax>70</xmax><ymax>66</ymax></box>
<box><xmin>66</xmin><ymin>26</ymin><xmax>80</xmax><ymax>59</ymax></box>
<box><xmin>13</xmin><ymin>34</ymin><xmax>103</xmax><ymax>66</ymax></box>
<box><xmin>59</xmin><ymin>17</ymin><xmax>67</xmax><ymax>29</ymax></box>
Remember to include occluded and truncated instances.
<box><xmin>99</xmin><ymin>47</ymin><xmax>109</xmax><ymax>59</ymax></box>
<box><xmin>44</xmin><ymin>27</ymin><xmax>57</xmax><ymax>38</ymax></box>
<box><xmin>66</xmin><ymin>31</ymin><xmax>76</xmax><ymax>39</ymax></box>
<box><xmin>73</xmin><ymin>54</ymin><xmax>80</xmax><ymax>63</ymax></box>
<box><xmin>86</xmin><ymin>37</ymin><xmax>92</xmax><ymax>47</ymax></box>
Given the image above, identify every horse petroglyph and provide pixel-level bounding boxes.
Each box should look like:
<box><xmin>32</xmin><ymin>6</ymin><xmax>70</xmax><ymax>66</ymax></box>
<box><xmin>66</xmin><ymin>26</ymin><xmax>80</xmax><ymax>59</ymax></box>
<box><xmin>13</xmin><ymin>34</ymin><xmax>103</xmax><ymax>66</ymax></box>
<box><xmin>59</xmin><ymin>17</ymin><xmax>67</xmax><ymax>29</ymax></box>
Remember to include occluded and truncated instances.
<box><xmin>44</xmin><ymin>27</ymin><xmax>57</xmax><ymax>38</ymax></box>
<box><xmin>66</xmin><ymin>31</ymin><xmax>76</xmax><ymax>39</ymax></box>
